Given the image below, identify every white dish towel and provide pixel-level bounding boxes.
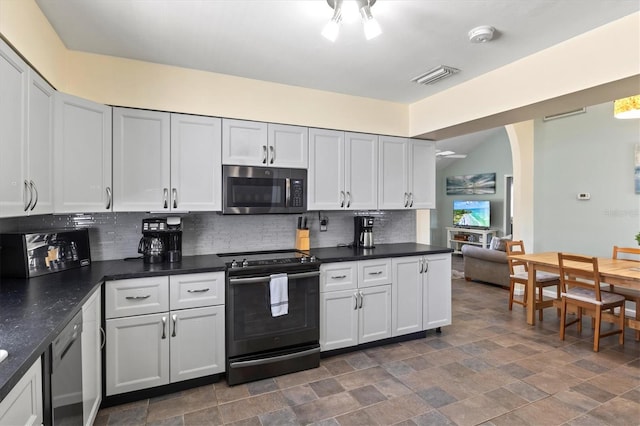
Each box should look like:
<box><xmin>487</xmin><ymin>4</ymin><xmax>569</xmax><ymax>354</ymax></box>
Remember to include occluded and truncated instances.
<box><xmin>270</xmin><ymin>273</ymin><xmax>289</xmax><ymax>317</ymax></box>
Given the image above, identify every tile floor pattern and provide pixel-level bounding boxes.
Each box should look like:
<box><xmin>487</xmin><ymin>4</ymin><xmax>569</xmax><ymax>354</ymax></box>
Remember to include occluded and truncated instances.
<box><xmin>95</xmin><ymin>258</ymin><xmax>640</xmax><ymax>426</ymax></box>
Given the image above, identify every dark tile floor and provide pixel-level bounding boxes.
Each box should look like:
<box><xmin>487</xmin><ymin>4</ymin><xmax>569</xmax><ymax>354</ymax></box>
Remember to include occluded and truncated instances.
<box><xmin>95</xmin><ymin>256</ymin><xmax>640</xmax><ymax>425</ymax></box>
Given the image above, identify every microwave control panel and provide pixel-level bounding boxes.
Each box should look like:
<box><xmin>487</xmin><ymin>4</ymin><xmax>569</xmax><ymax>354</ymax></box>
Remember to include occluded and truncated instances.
<box><xmin>290</xmin><ymin>179</ymin><xmax>304</xmax><ymax>207</ymax></box>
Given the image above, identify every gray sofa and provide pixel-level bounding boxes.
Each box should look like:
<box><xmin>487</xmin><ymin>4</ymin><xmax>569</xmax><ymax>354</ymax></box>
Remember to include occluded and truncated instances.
<box><xmin>461</xmin><ymin>244</ymin><xmax>510</xmax><ymax>288</ymax></box>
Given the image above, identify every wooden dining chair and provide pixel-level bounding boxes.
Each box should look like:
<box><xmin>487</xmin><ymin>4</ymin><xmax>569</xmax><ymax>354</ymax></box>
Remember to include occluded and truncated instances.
<box><xmin>610</xmin><ymin>246</ymin><xmax>640</xmax><ymax>340</ymax></box>
<box><xmin>505</xmin><ymin>240</ymin><xmax>560</xmax><ymax>320</ymax></box>
<box><xmin>558</xmin><ymin>252</ymin><xmax>625</xmax><ymax>352</ymax></box>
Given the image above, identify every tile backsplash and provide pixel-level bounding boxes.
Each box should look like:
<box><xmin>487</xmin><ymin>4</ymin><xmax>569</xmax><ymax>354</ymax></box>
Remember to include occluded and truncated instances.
<box><xmin>0</xmin><ymin>210</ymin><xmax>416</xmax><ymax>261</ymax></box>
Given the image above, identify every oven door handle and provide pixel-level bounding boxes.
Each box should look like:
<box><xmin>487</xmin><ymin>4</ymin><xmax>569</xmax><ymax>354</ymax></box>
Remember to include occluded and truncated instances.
<box><xmin>229</xmin><ymin>346</ymin><xmax>320</xmax><ymax>368</ymax></box>
<box><xmin>229</xmin><ymin>271</ymin><xmax>320</xmax><ymax>284</ymax></box>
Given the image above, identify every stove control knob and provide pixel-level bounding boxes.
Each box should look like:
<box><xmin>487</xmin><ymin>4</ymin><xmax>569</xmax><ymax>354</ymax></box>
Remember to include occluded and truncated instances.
<box><xmin>310</xmin><ymin>255</ymin><xmax>317</xmax><ymax>263</ymax></box>
<box><xmin>242</xmin><ymin>258</ymin><xmax>249</xmax><ymax>268</ymax></box>
<box><xmin>230</xmin><ymin>259</ymin><xmax>238</xmax><ymax>268</ymax></box>
<box><xmin>300</xmin><ymin>256</ymin><xmax>308</xmax><ymax>263</ymax></box>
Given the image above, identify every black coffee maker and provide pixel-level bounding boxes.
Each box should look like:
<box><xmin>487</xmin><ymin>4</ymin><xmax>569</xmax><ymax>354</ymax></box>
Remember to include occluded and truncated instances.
<box><xmin>138</xmin><ymin>217</ymin><xmax>182</xmax><ymax>263</ymax></box>
<box><xmin>353</xmin><ymin>216</ymin><xmax>375</xmax><ymax>248</ymax></box>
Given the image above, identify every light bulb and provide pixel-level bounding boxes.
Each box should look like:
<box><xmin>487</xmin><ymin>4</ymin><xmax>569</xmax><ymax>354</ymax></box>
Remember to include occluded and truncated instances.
<box><xmin>322</xmin><ymin>20</ymin><xmax>340</xmax><ymax>42</ymax></box>
<box><xmin>363</xmin><ymin>18</ymin><xmax>381</xmax><ymax>40</ymax></box>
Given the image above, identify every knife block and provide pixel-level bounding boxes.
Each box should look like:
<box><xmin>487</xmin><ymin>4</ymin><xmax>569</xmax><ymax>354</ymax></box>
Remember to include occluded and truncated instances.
<box><xmin>295</xmin><ymin>229</ymin><xmax>310</xmax><ymax>251</ymax></box>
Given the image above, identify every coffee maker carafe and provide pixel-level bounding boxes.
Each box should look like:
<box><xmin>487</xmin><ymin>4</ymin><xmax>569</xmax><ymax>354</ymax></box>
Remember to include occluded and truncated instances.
<box><xmin>138</xmin><ymin>217</ymin><xmax>182</xmax><ymax>264</ymax></box>
<box><xmin>354</xmin><ymin>216</ymin><xmax>375</xmax><ymax>249</ymax></box>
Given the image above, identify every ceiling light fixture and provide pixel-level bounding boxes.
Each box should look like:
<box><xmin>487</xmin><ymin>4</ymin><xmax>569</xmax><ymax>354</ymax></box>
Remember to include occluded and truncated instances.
<box><xmin>436</xmin><ymin>150</ymin><xmax>467</xmax><ymax>159</ymax></box>
<box><xmin>614</xmin><ymin>95</ymin><xmax>640</xmax><ymax>119</ymax></box>
<box><xmin>411</xmin><ymin>65</ymin><xmax>460</xmax><ymax>85</ymax></box>
<box><xmin>322</xmin><ymin>0</ymin><xmax>381</xmax><ymax>42</ymax></box>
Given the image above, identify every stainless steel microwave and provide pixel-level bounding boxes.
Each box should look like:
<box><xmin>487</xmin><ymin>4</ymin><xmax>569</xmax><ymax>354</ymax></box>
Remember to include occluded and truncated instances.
<box><xmin>222</xmin><ymin>165</ymin><xmax>307</xmax><ymax>214</ymax></box>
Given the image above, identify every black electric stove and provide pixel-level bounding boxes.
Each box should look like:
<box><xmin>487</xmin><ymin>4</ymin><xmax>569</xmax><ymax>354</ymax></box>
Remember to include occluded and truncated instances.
<box><xmin>217</xmin><ymin>249</ymin><xmax>320</xmax><ymax>275</ymax></box>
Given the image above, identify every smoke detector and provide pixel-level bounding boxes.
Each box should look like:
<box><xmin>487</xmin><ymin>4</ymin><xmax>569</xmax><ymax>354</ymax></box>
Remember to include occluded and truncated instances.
<box><xmin>468</xmin><ymin>26</ymin><xmax>495</xmax><ymax>43</ymax></box>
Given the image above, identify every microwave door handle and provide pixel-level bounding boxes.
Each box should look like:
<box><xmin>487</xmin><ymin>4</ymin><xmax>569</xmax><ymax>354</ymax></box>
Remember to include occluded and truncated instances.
<box><xmin>285</xmin><ymin>178</ymin><xmax>291</xmax><ymax>208</ymax></box>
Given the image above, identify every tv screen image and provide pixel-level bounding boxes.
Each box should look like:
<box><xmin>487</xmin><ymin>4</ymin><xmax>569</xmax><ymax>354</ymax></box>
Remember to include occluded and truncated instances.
<box><xmin>453</xmin><ymin>200</ymin><xmax>490</xmax><ymax>228</ymax></box>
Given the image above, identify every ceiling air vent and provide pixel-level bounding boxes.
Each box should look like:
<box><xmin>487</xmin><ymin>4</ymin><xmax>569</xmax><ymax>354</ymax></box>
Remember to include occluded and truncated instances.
<box><xmin>543</xmin><ymin>108</ymin><xmax>586</xmax><ymax>121</ymax></box>
<box><xmin>411</xmin><ymin>65</ymin><xmax>460</xmax><ymax>85</ymax></box>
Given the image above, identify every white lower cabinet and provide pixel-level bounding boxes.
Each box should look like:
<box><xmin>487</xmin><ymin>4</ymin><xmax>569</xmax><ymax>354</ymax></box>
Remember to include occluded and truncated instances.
<box><xmin>391</xmin><ymin>256</ymin><xmax>424</xmax><ymax>337</ymax></box>
<box><xmin>81</xmin><ymin>289</ymin><xmax>102</xmax><ymax>426</ymax></box>
<box><xmin>0</xmin><ymin>357</ymin><xmax>42</xmax><ymax>426</ymax></box>
<box><xmin>423</xmin><ymin>254</ymin><xmax>452</xmax><ymax>329</ymax></box>
<box><xmin>105</xmin><ymin>272</ymin><xmax>225</xmax><ymax>396</ymax></box>
<box><xmin>320</xmin><ymin>260</ymin><xmax>392</xmax><ymax>351</ymax></box>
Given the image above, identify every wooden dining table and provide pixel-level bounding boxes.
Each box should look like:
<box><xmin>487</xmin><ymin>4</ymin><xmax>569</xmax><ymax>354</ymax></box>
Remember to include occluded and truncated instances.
<box><xmin>508</xmin><ymin>252</ymin><xmax>640</xmax><ymax>328</ymax></box>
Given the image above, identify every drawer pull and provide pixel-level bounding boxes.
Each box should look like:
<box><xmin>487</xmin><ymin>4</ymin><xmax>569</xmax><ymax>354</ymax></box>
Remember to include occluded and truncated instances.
<box><xmin>125</xmin><ymin>295</ymin><xmax>151</xmax><ymax>300</ymax></box>
<box><xmin>187</xmin><ymin>288</ymin><xmax>210</xmax><ymax>293</ymax></box>
<box><xmin>331</xmin><ymin>275</ymin><xmax>347</xmax><ymax>279</ymax></box>
<box><xmin>368</xmin><ymin>271</ymin><xmax>383</xmax><ymax>275</ymax></box>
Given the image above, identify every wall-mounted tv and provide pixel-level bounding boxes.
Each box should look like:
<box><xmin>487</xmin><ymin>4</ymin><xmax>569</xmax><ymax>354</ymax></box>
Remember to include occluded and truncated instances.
<box><xmin>453</xmin><ymin>200</ymin><xmax>491</xmax><ymax>229</ymax></box>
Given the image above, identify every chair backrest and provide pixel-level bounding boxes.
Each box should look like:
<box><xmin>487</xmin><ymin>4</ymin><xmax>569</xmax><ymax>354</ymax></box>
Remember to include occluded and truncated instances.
<box><xmin>505</xmin><ymin>240</ymin><xmax>527</xmax><ymax>274</ymax></box>
<box><xmin>612</xmin><ymin>246</ymin><xmax>640</xmax><ymax>261</ymax></box>
<box><xmin>557</xmin><ymin>252</ymin><xmax>602</xmax><ymax>301</ymax></box>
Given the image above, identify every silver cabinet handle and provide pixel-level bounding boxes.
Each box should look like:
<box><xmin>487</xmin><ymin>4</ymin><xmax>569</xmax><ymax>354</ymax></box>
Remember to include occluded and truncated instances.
<box><xmin>423</xmin><ymin>259</ymin><xmax>429</xmax><ymax>274</ymax></box>
<box><xmin>331</xmin><ymin>275</ymin><xmax>347</xmax><ymax>279</ymax></box>
<box><xmin>403</xmin><ymin>192</ymin><xmax>409</xmax><ymax>208</ymax></box>
<box><xmin>354</xmin><ymin>292</ymin><xmax>359</xmax><ymax>310</ymax></box>
<box><xmin>100</xmin><ymin>327</ymin><xmax>106</xmax><ymax>349</ymax></box>
<box><xmin>419</xmin><ymin>258</ymin><xmax>424</xmax><ymax>274</ymax></box>
<box><xmin>163</xmin><ymin>188</ymin><xmax>169</xmax><ymax>208</ymax></box>
<box><xmin>358</xmin><ymin>291</ymin><xmax>364</xmax><ymax>309</ymax></box>
<box><xmin>368</xmin><ymin>271</ymin><xmax>383</xmax><ymax>275</ymax></box>
<box><xmin>262</xmin><ymin>145</ymin><xmax>267</xmax><ymax>164</ymax></box>
<box><xmin>105</xmin><ymin>187</ymin><xmax>112</xmax><ymax>210</ymax></box>
<box><xmin>346</xmin><ymin>191</ymin><xmax>351</xmax><ymax>208</ymax></box>
<box><xmin>125</xmin><ymin>295</ymin><xmax>151</xmax><ymax>300</ymax></box>
<box><xmin>172</xmin><ymin>188</ymin><xmax>178</xmax><ymax>209</ymax></box>
<box><xmin>269</xmin><ymin>145</ymin><xmax>275</xmax><ymax>164</ymax></box>
<box><xmin>29</xmin><ymin>181</ymin><xmax>38</xmax><ymax>211</ymax></box>
<box><xmin>161</xmin><ymin>316</ymin><xmax>167</xmax><ymax>339</ymax></box>
<box><xmin>187</xmin><ymin>288</ymin><xmax>210</xmax><ymax>293</ymax></box>
<box><xmin>23</xmin><ymin>180</ymin><xmax>32</xmax><ymax>211</ymax></box>
<box><xmin>171</xmin><ymin>314</ymin><xmax>177</xmax><ymax>337</ymax></box>
<box><xmin>340</xmin><ymin>191</ymin><xmax>345</xmax><ymax>208</ymax></box>
<box><xmin>409</xmin><ymin>192</ymin><xmax>414</xmax><ymax>208</ymax></box>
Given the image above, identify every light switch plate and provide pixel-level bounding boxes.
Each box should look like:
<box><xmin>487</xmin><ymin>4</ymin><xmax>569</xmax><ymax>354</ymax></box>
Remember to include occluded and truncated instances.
<box><xmin>577</xmin><ymin>193</ymin><xmax>591</xmax><ymax>200</ymax></box>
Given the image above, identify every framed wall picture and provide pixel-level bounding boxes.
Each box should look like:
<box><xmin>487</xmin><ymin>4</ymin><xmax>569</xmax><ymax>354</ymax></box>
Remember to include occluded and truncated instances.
<box><xmin>446</xmin><ymin>173</ymin><xmax>496</xmax><ymax>195</ymax></box>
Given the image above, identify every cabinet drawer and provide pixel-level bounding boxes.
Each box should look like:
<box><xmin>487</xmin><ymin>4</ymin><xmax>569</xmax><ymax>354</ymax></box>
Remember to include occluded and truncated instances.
<box><xmin>170</xmin><ymin>272</ymin><xmax>225</xmax><ymax>310</ymax></box>
<box><xmin>105</xmin><ymin>276</ymin><xmax>169</xmax><ymax>319</ymax></box>
<box><xmin>358</xmin><ymin>259</ymin><xmax>392</xmax><ymax>288</ymax></box>
<box><xmin>321</xmin><ymin>262</ymin><xmax>357</xmax><ymax>292</ymax></box>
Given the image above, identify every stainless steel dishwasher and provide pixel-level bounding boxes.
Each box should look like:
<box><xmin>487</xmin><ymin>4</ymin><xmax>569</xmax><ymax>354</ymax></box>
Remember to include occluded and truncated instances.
<box><xmin>51</xmin><ymin>310</ymin><xmax>83</xmax><ymax>425</ymax></box>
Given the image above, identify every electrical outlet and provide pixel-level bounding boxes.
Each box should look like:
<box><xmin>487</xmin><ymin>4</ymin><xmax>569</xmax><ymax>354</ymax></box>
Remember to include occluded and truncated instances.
<box><xmin>319</xmin><ymin>217</ymin><xmax>328</xmax><ymax>232</ymax></box>
<box><xmin>577</xmin><ymin>192</ymin><xmax>591</xmax><ymax>200</ymax></box>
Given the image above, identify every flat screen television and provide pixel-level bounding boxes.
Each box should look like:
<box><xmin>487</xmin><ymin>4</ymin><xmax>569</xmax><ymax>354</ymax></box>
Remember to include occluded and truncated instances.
<box><xmin>453</xmin><ymin>200</ymin><xmax>490</xmax><ymax>229</ymax></box>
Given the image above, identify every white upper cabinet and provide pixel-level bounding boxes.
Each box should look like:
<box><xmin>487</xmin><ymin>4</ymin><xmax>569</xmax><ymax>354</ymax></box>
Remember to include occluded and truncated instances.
<box><xmin>171</xmin><ymin>114</ymin><xmax>222</xmax><ymax>211</ymax></box>
<box><xmin>378</xmin><ymin>136</ymin><xmax>435</xmax><ymax>209</ymax></box>
<box><xmin>113</xmin><ymin>109</ymin><xmax>221</xmax><ymax>212</ymax></box>
<box><xmin>113</xmin><ymin>108</ymin><xmax>171</xmax><ymax>212</ymax></box>
<box><xmin>308</xmin><ymin>128</ymin><xmax>378</xmax><ymax>210</ymax></box>
<box><xmin>222</xmin><ymin>119</ymin><xmax>308</xmax><ymax>168</ymax></box>
<box><xmin>0</xmin><ymin>39</ymin><xmax>54</xmax><ymax>217</ymax></box>
<box><xmin>54</xmin><ymin>92</ymin><xmax>112</xmax><ymax>213</ymax></box>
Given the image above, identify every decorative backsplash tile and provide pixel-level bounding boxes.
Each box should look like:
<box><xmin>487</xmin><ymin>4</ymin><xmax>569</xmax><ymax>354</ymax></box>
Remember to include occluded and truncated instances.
<box><xmin>0</xmin><ymin>210</ymin><xmax>416</xmax><ymax>261</ymax></box>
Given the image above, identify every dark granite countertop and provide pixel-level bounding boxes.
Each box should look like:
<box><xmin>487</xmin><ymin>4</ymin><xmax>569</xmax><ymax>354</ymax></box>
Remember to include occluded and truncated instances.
<box><xmin>310</xmin><ymin>243</ymin><xmax>452</xmax><ymax>263</ymax></box>
<box><xmin>0</xmin><ymin>243</ymin><xmax>450</xmax><ymax>402</ymax></box>
<box><xmin>0</xmin><ymin>255</ymin><xmax>226</xmax><ymax>402</ymax></box>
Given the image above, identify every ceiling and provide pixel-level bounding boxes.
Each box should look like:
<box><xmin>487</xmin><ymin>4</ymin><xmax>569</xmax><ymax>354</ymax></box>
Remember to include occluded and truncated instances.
<box><xmin>34</xmin><ymin>0</ymin><xmax>639</xmax><ymax>164</ymax></box>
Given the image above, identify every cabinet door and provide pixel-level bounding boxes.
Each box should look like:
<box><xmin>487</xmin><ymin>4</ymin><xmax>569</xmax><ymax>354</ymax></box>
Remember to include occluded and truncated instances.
<box><xmin>0</xmin><ymin>357</ymin><xmax>42</xmax><ymax>426</ymax></box>
<box><xmin>170</xmin><ymin>114</ymin><xmax>222</xmax><ymax>211</ymax></box>
<box><xmin>392</xmin><ymin>256</ymin><xmax>423</xmax><ymax>337</ymax></box>
<box><xmin>308</xmin><ymin>128</ymin><xmax>344</xmax><ymax>210</ymax></box>
<box><xmin>320</xmin><ymin>289</ymin><xmax>358</xmax><ymax>351</ymax></box>
<box><xmin>222</xmin><ymin>119</ymin><xmax>268</xmax><ymax>166</ymax></box>
<box><xmin>0</xmin><ymin>38</ymin><xmax>28</xmax><ymax>218</ymax></box>
<box><xmin>81</xmin><ymin>289</ymin><xmax>102</xmax><ymax>426</ymax></box>
<box><xmin>169</xmin><ymin>272</ymin><xmax>225</xmax><ymax>310</ymax></box>
<box><xmin>359</xmin><ymin>285</ymin><xmax>392</xmax><ymax>344</ymax></box>
<box><xmin>54</xmin><ymin>93</ymin><xmax>112</xmax><ymax>213</ymax></box>
<box><xmin>345</xmin><ymin>132</ymin><xmax>378</xmax><ymax>210</ymax></box>
<box><xmin>170</xmin><ymin>305</ymin><xmax>225</xmax><ymax>382</ymax></box>
<box><xmin>113</xmin><ymin>108</ymin><xmax>170</xmax><ymax>211</ymax></box>
<box><xmin>267</xmin><ymin>123</ymin><xmax>308</xmax><ymax>168</ymax></box>
<box><xmin>409</xmin><ymin>140</ymin><xmax>436</xmax><ymax>209</ymax></box>
<box><xmin>26</xmin><ymin>71</ymin><xmax>54</xmax><ymax>215</ymax></box>
<box><xmin>423</xmin><ymin>254</ymin><xmax>452</xmax><ymax>330</ymax></box>
<box><xmin>106</xmin><ymin>313</ymin><xmax>170</xmax><ymax>395</ymax></box>
<box><xmin>378</xmin><ymin>136</ymin><xmax>409</xmax><ymax>210</ymax></box>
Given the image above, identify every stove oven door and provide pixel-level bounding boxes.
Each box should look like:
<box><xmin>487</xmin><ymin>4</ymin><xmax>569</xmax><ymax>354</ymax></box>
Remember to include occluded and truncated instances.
<box><xmin>226</xmin><ymin>269</ymin><xmax>320</xmax><ymax>384</ymax></box>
